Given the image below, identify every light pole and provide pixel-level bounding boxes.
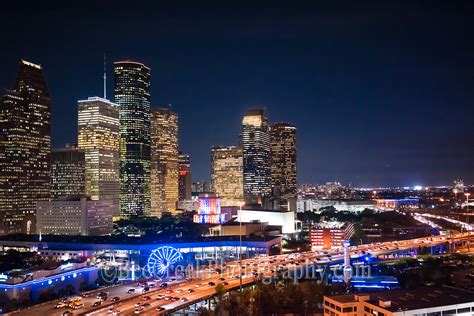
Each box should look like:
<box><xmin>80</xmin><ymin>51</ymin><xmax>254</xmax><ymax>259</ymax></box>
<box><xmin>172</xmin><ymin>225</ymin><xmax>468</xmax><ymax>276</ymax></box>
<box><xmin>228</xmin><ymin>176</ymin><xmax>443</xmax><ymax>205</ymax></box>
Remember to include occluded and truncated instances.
<box><xmin>239</xmin><ymin>201</ymin><xmax>243</xmax><ymax>292</ymax></box>
<box><xmin>465</xmin><ymin>193</ymin><xmax>471</xmax><ymax>228</ymax></box>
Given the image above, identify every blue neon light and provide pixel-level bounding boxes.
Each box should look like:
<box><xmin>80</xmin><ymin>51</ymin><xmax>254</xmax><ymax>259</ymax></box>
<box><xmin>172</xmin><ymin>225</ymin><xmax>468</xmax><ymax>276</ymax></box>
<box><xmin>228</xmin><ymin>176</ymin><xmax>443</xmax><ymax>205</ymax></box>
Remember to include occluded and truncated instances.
<box><xmin>0</xmin><ymin>267</ymin><xmax>97</xmax><ymax>289</ymax></box>
<box><xmin>147</xmin><ymin>246</ymin><xmax>183</xmax><ymax>276</ymax></box>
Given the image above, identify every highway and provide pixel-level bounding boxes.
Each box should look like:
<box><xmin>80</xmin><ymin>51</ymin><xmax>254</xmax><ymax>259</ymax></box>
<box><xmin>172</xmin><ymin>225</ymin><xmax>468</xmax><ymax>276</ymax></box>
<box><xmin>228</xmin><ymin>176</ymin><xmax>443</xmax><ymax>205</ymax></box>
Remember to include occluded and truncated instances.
<box><xmin>8</xmin><ymin>232</ymin><xmax>474</xmax><ymax>316</ymax></box>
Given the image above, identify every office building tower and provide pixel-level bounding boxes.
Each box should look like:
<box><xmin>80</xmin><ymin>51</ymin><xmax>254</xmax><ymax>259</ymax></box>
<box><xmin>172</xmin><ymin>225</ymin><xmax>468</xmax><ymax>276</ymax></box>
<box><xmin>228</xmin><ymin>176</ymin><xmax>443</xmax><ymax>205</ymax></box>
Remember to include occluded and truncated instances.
<box><xmin>150</xmin><ymin>108</ymin><xmax>179</xmax><ymax>216</ymax></box>
<box><xmin>50</xmin><ymin>146</ymin><xmax>85</xmax><ymax>198</ymax></box>
<box><xmin>178</xmin><ymin>153</ymin><xmax>192</xmax><ymax>201</ymax></box>
<box><xmin>211</xmin><ymin>146</ymin><xmax>243</xmax><ymax>207</ymax></box>
<box><xmin>36</xmin><ymin>197</ymin><xmax>113</xmax><ymax>236</ymax></box>
<box><xmin>192</xmin><ymin>181</ymin><xmax>212</xmax><ymax>194</ymax></box>
<box><xmin>241</xmin><ymin>108</ymin><xmax>271</xmax><ymax>205</ymax></box>
<box><xmin>270</xmin><ymin>123</ymin><xmax>297</xmax><ymax>209</ymax></box>
<box><xmin>77</xmin><ymin>97</ymin><xmax>120</xmax><ymax>217</ymax></box>
<box><xmin>114</xmin><ymin>61</ymin><xmax>151</xmax><ymax>217</ymax></box>
<box><xmin>0</xmin><ymin>60</ymin><xmax>51</xmax><ymax>235</ymax></box>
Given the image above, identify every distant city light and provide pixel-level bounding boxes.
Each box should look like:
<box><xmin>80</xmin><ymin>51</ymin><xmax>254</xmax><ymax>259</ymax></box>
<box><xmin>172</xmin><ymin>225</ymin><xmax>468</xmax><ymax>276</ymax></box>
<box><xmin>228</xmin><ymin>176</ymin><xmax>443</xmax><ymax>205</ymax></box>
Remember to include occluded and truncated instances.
<box><xmin>413</xmin><ymin>185</ymin><xmax>422</xmax><ymax>190</ymax></box>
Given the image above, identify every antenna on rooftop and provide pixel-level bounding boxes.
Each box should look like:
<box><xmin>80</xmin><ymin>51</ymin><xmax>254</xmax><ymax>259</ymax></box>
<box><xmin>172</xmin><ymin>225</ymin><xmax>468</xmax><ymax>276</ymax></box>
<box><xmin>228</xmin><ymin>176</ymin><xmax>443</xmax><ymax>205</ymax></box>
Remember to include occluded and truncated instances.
<box><xmin>103</xmin><ymin>53</ymin><xmax>107</xmax><ymax>99</ymax></box>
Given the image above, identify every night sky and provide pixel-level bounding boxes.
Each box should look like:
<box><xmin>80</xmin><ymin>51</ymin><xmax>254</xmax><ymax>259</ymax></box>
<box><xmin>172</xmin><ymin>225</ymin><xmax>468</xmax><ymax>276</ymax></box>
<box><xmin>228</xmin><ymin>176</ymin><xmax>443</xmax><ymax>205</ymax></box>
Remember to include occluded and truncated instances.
<box><xmin>1</xmin><ymin>1</ymin><xmax>473</xmax><ymax>187</ymax></box>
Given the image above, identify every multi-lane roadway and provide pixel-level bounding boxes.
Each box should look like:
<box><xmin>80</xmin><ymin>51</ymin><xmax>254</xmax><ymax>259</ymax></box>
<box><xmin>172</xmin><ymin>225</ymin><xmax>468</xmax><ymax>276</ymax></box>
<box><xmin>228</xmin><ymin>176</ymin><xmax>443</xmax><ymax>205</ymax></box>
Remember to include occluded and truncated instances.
<box><xmin>9</xmin><ymin>232</ymin><xmax>474</xmax><ymax>316</ymax></box>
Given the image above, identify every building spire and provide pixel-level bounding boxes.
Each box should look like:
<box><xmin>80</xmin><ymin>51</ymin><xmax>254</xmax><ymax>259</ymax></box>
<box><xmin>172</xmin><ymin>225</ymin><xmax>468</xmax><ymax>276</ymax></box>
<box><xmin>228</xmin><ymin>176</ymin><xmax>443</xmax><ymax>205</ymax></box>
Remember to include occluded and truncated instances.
<box><xmin>103</xmin><ymin>53</ymin><xmax>107</xmax><ymax>99</ymax></box>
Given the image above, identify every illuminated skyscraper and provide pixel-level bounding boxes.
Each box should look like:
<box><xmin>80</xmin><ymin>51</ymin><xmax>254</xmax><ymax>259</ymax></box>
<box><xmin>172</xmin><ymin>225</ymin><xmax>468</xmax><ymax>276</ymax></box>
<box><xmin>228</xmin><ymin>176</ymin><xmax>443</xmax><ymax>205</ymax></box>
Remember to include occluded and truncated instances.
<box><xmin>241</xmin><ymin>108</ymin><xmax>271</xmax><ymax>205</ymax></box>
<box><xmin>150</xmin><ymin>108</ymin><xmax>179</xmax><ymax>216</ymax></box>
<box><xmin>270</xmin><ymin>123</ymin><xmax>297</xmax><ymax>209</ymax></box>
<box><xmin>0</xmin><ymin>60</ymin><xmax>51</xmax><ymax>235</ymax></box>
<box><xmin>211</xmin><ymin>146</ymin><xmax>243</xmax><ymax>207</ymax></box>
<box><xmin>178</xmin><ymin>153</ymin><xmax>192</xmax><ymax>201</ymax></box>
<box><xmin>50</xmin><ymin>146</ymin><xmax>85</xmax><ymax>198</ymax></box>
<box><xmin>192</xmin><ymin>181</ymin><xmax>212</xmax><ymax>194</ymax></box>
<box><xmin>114</xmin><ymin>61</ymin><xmax>151</xmax><ymax>217</ymax></box>
<box><xmin>77</xmin><ymin>97</ymin><xmax>120</xmax><ymax>217</ymax></box>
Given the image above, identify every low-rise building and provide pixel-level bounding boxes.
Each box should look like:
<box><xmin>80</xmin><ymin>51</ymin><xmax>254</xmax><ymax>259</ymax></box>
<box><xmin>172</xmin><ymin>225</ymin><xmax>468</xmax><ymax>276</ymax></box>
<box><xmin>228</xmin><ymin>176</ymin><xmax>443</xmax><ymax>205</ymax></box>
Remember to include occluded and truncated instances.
<box><xmin>36</xmin><ymin>197</ymin><xmax>113</xmax><ymax>236</ymax></box>
<box><xmin>236</xmin><ymin>208</ymin><xmax>298</xmax><ymax>235</ymax></box>
<box><xmin>310</xmin><ymin>221</ymin><xmax>354</xmax><ymax>250</ymax></box>
<box><xmin>297</xmin><ymin>199</ymin><xmax>376</xmax><ymax>213</ymax></box>
<box><xmin>324</xmin><ymin>286</ymin><xmax>474</xmax><ymax>316</ymax></box>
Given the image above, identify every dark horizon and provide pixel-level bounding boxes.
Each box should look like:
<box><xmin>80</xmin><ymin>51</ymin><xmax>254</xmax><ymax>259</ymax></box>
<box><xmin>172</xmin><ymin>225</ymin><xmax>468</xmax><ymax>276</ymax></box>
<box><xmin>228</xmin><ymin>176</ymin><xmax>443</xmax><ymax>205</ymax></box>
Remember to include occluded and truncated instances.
<box><xmin>1</xmin><ymin>1</ymin><xmax>473</xmax><ymax>187</ymax></box>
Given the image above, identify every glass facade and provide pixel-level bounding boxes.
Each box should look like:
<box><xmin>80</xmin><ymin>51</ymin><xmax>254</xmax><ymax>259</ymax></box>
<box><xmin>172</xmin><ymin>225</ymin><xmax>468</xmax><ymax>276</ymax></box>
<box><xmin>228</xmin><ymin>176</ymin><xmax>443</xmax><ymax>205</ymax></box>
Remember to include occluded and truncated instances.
<box><xmin>211</xmin><ymin>146</ymin><xmax>243</xmax><ymax>207</ymax></box>
<box><xmin>150</xmin><ymin>108</ymin><xmax>179</xmax><ymax>216</ymax></box>
<box><xmin>270</xmin><ymin>123</ymin><xmax>297</xmax><ymax>208</ymax></box>
<box><xmin>50</xmin><ymin>146</ymin><xmax>85</xmax><ymax>198</ymax></box>
<box><xmin>178</xmin><ymin>153</ymin><xmax>192</xmax><ymax>200</ymax></box>
<box><xmin>114</xmin><ymin>61</ymin><xmax>151</xmax><ymax>217</ymax></box>
<box><xmin>77</xmin><ymin>97</ymin><xmax>120</xmax><ymax>217</ymax></box>
<box><xmin>241</xmin><ymin>108</ymin><xmax>272</xmax><ymax>205</ymax></box>
<box><xmin>0</xmin><ymin>60</ymin><xmax>51</xmax><ymax>235</ymax></box>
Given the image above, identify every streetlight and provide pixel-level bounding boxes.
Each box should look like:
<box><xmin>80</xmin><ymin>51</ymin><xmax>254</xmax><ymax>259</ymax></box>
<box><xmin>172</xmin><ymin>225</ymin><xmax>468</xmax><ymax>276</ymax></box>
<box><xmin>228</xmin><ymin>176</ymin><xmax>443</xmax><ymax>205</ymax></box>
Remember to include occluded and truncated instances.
<box><xmin>239</xmin><ymin>201</ymin><xmax>244</xmax><ymax>292</ymax></box>
<box><xmin>465</xmin><ymin>193</ymin><xmax>471</xmax><ymax>227</ymax></box>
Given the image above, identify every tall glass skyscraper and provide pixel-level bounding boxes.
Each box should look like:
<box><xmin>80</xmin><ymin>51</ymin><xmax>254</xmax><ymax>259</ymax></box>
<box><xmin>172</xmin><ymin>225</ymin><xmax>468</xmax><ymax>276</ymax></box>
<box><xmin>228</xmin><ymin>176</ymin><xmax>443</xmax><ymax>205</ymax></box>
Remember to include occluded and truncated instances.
<box><xmin>178</xmin><ymin>153</ymin><xmax>192</xmax><ymax>201</ymax></box>
<box><xmin>50</xmin><ymin>146</ymin><xmax>85</xmax><ymax>199</ymax></box>
<box><xmin>150</xmin><ymin>108</ymin><xmax>179</xmax><ymax>216</ymax></box>
<box><xmin>241</xmin><ymin>108</ymin><xmax>272</xmax><ymax>205</ymax></box>
<box><xmin>114</xmin><ymin>61</ymin><xmax>151</xmax><ymax>217</ymax></box>
<box><xmin>270</xmin><ymin>123</ymin><xmax>297</xmax><ymax>209</ymax></box>
<box><xmin>211</xmin><ymin>146</ymin><xmax>244</xmax><ymax>207</ymax></box>
<box><xmin>77</xmin><ymin>97</ymin><xmax>120</xmax><ymax>217</ymax></box>
<box><xmin>0</xmin><ymin>60</ymin><xmax>51</xmax><ymax>235</ymax></box>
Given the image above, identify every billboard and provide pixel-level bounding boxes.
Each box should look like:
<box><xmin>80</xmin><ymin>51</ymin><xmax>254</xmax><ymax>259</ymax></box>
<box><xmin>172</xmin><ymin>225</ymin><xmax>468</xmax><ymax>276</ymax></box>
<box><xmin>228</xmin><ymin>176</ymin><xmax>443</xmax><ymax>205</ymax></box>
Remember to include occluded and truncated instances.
<box><xmin>193</xmin><ymin>194</ymin><xmax>225</xmax><ymax>224</ymax></box>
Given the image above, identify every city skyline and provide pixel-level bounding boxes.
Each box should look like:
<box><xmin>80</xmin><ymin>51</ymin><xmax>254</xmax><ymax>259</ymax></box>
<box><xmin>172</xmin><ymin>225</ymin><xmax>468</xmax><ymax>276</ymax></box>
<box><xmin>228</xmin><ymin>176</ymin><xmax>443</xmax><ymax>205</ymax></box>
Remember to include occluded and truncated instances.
<box><xmin>0</xmin><ymin>2</ymin><xmax>473</xmax><ymax>187</ymax></box>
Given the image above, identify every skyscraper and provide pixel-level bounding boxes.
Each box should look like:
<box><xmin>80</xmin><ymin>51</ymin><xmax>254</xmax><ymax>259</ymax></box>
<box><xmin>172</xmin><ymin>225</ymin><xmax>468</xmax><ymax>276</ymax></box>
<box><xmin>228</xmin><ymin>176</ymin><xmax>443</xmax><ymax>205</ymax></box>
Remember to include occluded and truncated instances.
<box><xmin>211</xmin><ymin>146</ymin><xmax>244</xmax><ymax>207</ymax></box>
<box><xmin>114</xmin><ymin>61</ymin><xmax>151</xmax><ymax>217</ymax></box>
<box><xmin>0</xmin><ymin>60</ymin><xmax>51</xmax><ymax>235</ymax></box>
<box><xmin>50</xmin><ymin>146</ymin><xmax>85</xmax><ymax>198</ymax></box>
<box><xmin>241</xmin><ymin>108</ymin><xmax>271</xmax><ymax>205</ymax></box>
<box><xmin>150</xmin><ymin>108</ymin><xmax>179</xmax><ymax>216</ymax></box>
<box><xmin>270</xmin><ymin>123</ymin><xmax>297</xmax><ymax>209</ymax></box>
<box><xmin>77</xmin><ymin>97</ymin><xmax>120</xmax><ymax>217</ymax></box>
<box><xmin>178</xmin><ymin>153</ymin><xmax>192</xmax><ymax>201</ymax></box>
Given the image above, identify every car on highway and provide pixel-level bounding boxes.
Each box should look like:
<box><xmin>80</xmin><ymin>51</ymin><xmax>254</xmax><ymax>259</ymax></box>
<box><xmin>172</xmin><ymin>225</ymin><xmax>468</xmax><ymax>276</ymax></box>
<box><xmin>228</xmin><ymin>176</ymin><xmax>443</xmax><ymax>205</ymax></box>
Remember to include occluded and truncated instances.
<box><xmin>127</xmin><ymin>288</ymin><xmax>136</xmax><ymax>293</ymax></box>
<box><xmin>180</xmin><ymin>297</ymin><xmax>188</xmax><ymax>302</ymax></box>
<box><xmin>111</xmin><ymin>296</ymin><xmax>120</xmax><ymax>302</ymax></box>
<box><xmin>143</xmin><ymin>295</ymin><xmax>152</xmax><ymax>301</ymax></box>
<box><xmin>80</xmin><ymin>292</ymin><xmax>92</xmax><ymax>298</ymax></box>
<box><xmin>166</xmin><ymin>289</ymin><xmax>174</xmax><ymax>294</ymax></box>
<box><xmin>157</xmin><ymin>294</ymin><xmax>166</xmax><ymax>299</ymax></box>
<box><xmin>160</xmin><ymin>282</ymin><xmax>168</xmax><ymax>287</ymax></box>
<box><xmin>69</xmin><ymin>300</ymin><xmax>84</xmax><ymax>309</ymax></box>
<box><xmin>142</xmin><ymin>302</ymin><xmax>152</xmax><ymax>308</ymax></box>
<box><xmin>142</xmin><ymin>286</ymin><xmax>150</xmax><ymax>293</ymax></box>
<box><xmin>219</xmin><ymin>277</ymin><xmax>225</xmax><ymax>281</ymax></box>
<box><xmin>208</xmin><ymin>281</ymin><xmax>216</xmax><ymax>286</ymax></box>
<box><xmin>135</xmin><ymin>302</ymin><xmax>142</xmax><ymax>307</ymax></box>
<box><xmin>55</xmin><ymin>301</ymin><xmax>69</xmax><ymax>309</ymax></box>
<box><xmin>187</xmin><ymin>289</ymin><xmax>194</xmax><ymax>293</ymax></box>
<box><xmin>156</xmin><ymin>306</ymin><xmax>166</xmax><ymax>311</ymax></box>
<box><xmin>92</xmin><ymin>301</ymin><xmax>102</xmax><ymax>307</ymax></box>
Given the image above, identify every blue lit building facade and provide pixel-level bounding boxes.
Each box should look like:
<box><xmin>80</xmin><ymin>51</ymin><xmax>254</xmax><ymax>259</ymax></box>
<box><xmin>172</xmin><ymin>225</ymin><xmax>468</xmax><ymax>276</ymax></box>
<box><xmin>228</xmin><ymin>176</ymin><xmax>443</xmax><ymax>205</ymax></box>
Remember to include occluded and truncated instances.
<box><xmin>0</xmin><ymin>235</ymin><xmax>282</xmax><ymax>269</ymax></box>
<box><xmin>114</xmin><ymin>61</ymin><xmax>151</xmax><ymax>217</ymax></box>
